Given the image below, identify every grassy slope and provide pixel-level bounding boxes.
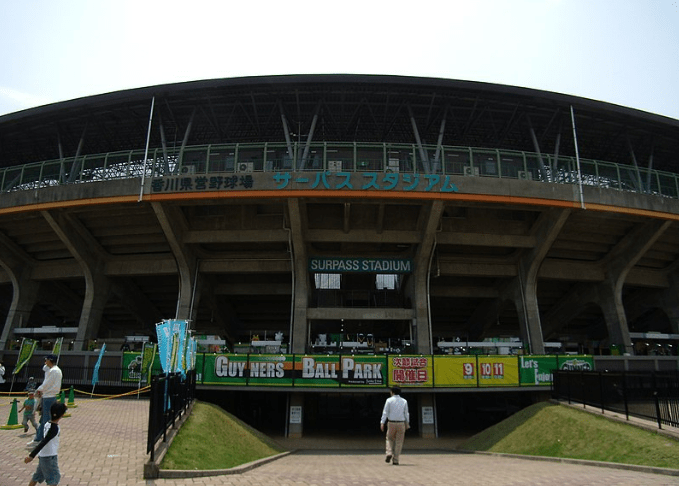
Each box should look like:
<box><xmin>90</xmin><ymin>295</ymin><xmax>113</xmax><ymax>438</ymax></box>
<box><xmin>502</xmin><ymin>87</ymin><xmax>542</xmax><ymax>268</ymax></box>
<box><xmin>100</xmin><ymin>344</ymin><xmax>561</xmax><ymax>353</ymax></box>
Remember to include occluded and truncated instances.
<box><xmin>160</xmin><ymin>401</ymin><xmax>286</xmax><ymax>470</ymax></box>
<box><xmin>460</xmin><ymin>402</ymin><xmax>679</xmax><ymax>469</ymax></box>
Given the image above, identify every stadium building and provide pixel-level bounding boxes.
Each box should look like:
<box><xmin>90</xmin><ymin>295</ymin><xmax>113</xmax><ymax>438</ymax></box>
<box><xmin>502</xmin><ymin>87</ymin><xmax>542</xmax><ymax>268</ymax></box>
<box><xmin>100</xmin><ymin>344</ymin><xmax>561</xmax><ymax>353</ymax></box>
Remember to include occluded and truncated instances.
<box><xmin>1</xmin><ymin>75</ymin><xmax>678</xmax><ymax>437</ymax></box>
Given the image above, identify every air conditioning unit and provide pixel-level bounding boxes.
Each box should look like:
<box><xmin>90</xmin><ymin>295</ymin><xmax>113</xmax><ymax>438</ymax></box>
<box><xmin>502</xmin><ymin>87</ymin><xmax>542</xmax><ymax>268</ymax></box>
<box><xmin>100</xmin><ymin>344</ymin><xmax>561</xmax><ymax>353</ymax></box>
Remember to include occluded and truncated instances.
<box><xmin>236</xmin><ymin>162</ymin><xmax>254</xmax><ymax>173</ymax></box>
<box><xmin>463</xmin><ymin>166</ymin><xmax>479</xmax><ymax>176</ymax></box>
<box><xmin>328</xmin><ymin>161</ymin><xmax>342</xmax><ymax>172</ymax></box>
<box><xmin>518</xmin><ymin>170</ymin><xmax>533</xmax><ymax>180</ymax></box>
<box><xmin>386</xmin><ymin>158</ymin><xmax>400</xmax><ymax>173</ymax></box>
<box><xmin>180</xmin><ymin>165</ymin><xmax>196</xmax><ymax>175</ymax></box>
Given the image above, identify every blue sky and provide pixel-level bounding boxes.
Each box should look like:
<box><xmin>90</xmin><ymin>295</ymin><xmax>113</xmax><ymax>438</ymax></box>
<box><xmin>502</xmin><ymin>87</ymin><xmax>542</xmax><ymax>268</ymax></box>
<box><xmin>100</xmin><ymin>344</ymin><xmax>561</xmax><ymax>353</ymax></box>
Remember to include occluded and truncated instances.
<box><xmin>1</xmin><ymin>0</ymin><xmax>678</xmax><ymax>119</ymax></box>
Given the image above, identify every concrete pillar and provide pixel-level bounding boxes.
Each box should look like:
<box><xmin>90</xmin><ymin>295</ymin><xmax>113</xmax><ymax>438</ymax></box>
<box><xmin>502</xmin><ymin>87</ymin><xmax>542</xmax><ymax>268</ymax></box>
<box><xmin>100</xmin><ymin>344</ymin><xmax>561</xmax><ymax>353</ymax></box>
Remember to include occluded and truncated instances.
<box><xmin>596</xmin><ymin>280</ymin><xmax>632</xmax><ymax>354</ymax></box>
<box><xmin>287</xmin><ymin>392</ymin><xmax>304</xmax><ymax>438</ymax></box>
<box><xmin>594</xmin><ymin>219</ymin><xmax>671</xmax><ymax>355</ymax></box>
<box><xmin>412</xmin><ymin>265</ymin><xmax>432</xmax><ymax>354</ymax></box>
<box><xmin>661</xmin><ymin>272</ymin><xmax>679</xmax><ymax>334</ymax></box>
<box><xmin>0</xmin><ymin>272</ymin><xmax>40</xmax><ymax>351</ymax></box>
<box><xmin>288</xmin><ymin>199</ymin><xmax>309</xmax><ymax>354</ymax></box>
<box><xmin>291</xmin><ymin>258</ymin><xmax>309</xmax><ymax>353</ymax></box>
<box><xmin>412</xmin><ymin>201</ymin><xmax>443</xmax><ymax>354</ymax></box>
<box><xmin>417</xmin><ymin>393</ymin><xmax>437</xmax><ymax>439</ymax></box>
<box><xmin>512</xmin><ymin>277</ymin><xmax>545</xmax><ymax>354</ymax></box>
<box><xmin>74</xmin><ymin>268</ymin><xmax>111</xmax><ymax>350</ymax></box>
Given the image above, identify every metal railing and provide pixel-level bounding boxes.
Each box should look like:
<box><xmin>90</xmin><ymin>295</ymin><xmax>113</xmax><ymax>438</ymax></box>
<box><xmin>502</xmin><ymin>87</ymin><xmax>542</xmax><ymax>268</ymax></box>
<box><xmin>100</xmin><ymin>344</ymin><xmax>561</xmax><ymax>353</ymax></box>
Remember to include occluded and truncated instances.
<box><xmin>552</xmin><ymin>369</ymin><xmax>679</xmax><ymax>429</ymax></box>
<box><xmin>2</xmin><ymin>141</ymin><xmax>678</xmax><ymax>200</ymax></box>
<box><xmin>147</xmin><ymin>371</ymin><xmax>196</xmax><ymax>461</ymax></box>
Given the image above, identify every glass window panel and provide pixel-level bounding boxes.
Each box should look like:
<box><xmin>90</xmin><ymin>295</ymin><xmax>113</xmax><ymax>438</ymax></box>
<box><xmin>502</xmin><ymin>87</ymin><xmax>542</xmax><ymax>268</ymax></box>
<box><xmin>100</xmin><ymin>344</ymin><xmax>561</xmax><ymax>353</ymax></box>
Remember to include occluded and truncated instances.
<box><xmin>208</xmin><ymin>146</ymin><xmax>235</xmax><ymax>173</ymax></box>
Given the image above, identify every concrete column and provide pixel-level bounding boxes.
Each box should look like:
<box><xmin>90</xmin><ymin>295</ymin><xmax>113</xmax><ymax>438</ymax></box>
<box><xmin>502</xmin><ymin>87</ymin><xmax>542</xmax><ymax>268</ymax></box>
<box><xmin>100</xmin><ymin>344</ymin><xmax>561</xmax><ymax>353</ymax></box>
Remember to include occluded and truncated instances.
<box><xmin>596</xmin><ymin>280</ymin><xmax>632</xmax><ymax>354</ymax></box>
<box><xmin>511</xmin><ymin>277</ymin><xmax>545</xmax><ymax>354</ymax></box>
<box><xmin>291</xmin><ymin>258</ymin><xmax>309</xmax><ymax>353</ymax></box>
<box><xmin>417</xmin><ymin>393</ymin><xmax>437</xmax><ymax>439</ymax></box>
<box><xmin>412</xmin><ymin>201</ymin><xmax>443</xmax><ymax>354</ymax></box>
<box><xmin>288</xmin><ymin>199</ymin><xmax>309</xmax><ymax>353</ymax></box>
<box><xmin>151</xmin><ymin>202</ymin><xmax>198</xmax><ymax>322</ymax></box>
<box><xmin>42</xmin><ymin>210</ymin><xmax>112</xmax><ymax>351</ymax></box>
<box><xmin>0</xmin><ymin>272</ymin><xmax>40</xmax><ymax>351</ymax></box>
<box><xmin>412</xmin><ymin>265</ymin><xmax>431</xmax><ymax>354</ymax></box>
<box><xmin>287</xmin><ymin>392</ymin><xmax>304</xmax><ymax>438</ymax></box>
<box><xmin>512</xmin><ymin>208</ymin><xmax>570</xmax><ymax>354</ymax></box>
<box><xmin>661</xmin><ymin>272</ymin><xmax>679</xmax><ymax>334</ymax></box>
<box><xmin>74</xmin><ymin>268</ymin><xmax>111</xmax><ymax>350</ymax></box>
<box><xmin>594</xmin><ymin>219</ymin><xmax>671</xmax><ymax>355</ymax></box>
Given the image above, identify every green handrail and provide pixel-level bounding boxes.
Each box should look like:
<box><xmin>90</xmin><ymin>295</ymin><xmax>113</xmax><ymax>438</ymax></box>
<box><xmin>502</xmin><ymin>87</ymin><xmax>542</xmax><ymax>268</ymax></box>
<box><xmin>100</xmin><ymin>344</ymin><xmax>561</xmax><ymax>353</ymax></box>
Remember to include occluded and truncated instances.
<box><xmin>2</xmin><ymin>141</ymin><xmax>678</xmax><ymax>200</ymax></box>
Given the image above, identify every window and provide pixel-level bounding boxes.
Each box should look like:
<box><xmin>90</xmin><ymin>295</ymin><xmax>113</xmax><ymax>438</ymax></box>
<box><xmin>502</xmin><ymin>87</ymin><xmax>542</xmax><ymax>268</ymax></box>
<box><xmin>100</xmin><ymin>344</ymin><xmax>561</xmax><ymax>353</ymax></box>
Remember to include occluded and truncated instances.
<box><xmin>314</xmin><ymin>273</ymin><xmax>341</xmax><ymax>290</ymax></box>
<box><xmin>376</xmin><ymin>274</ymin><xmax>398</xmax><ymax>290</ymax></box>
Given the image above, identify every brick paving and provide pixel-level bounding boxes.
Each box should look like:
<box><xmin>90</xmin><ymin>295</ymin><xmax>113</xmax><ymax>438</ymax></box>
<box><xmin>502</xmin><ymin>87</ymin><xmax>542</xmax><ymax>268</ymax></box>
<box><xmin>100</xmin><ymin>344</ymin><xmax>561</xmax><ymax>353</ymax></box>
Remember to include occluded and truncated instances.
<box><xmin>1</xmin><ymin>395</ymin><xmax>678</xmax><ymax>486</ymax></box>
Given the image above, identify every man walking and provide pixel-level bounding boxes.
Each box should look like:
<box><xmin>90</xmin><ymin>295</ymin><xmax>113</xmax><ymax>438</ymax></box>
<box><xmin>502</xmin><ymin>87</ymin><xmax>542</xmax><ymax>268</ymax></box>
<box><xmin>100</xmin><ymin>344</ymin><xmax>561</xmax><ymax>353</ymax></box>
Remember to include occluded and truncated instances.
<box><xmin>380</xmin><ymin>386</ymin><xmax>410</xmax><ymax>465</ymax></box>
<box><xmin>27</xmin><ymin>354</ymin><xmax>62</xmax><ymax>447</ymax></box>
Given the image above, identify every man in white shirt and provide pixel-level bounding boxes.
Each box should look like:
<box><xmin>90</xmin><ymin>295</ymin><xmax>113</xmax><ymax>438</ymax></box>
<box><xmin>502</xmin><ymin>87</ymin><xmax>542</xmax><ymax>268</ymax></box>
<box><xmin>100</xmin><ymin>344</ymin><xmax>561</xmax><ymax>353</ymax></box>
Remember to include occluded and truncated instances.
<box><xmin>379</xmin><ymin>386</ymin><xmax>410</xmax><ymax>465</ymax></box>
<box><xmin>28</xmin><ymin>354</ymin><xmax>62</xmax><ymax>446</ymax></box>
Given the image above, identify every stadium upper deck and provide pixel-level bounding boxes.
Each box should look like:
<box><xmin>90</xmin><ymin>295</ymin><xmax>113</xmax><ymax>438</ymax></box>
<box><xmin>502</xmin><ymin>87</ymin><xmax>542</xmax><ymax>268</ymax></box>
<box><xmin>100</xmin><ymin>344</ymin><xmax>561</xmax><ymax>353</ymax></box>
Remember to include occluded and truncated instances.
<box><xmin>0</xmin><ymin>75</ymin><xmax>678</xmax><ymax>359</ymax></box>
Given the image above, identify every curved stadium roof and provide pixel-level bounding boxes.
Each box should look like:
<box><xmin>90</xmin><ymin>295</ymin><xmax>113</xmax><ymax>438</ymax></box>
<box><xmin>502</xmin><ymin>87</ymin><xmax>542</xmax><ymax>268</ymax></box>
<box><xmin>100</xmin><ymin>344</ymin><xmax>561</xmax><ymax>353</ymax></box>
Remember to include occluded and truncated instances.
<box><xmin>1</xmin><ymin>74</ymin><xmax>678</xmax><ymax>173</ymax></box>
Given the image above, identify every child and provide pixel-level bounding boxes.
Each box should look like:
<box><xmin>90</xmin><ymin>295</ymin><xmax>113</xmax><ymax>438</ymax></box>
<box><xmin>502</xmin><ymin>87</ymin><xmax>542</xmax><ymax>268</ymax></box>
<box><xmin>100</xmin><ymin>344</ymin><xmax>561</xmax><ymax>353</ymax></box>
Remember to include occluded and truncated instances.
<box><xmin>24</xmin><ymin>402</ymin><xmax>67</xmax><ymax>486</ymax></box>
<box><xmin>19</xmin><ymin>392</ymin><xmax>39</xmax><ymax>433</ymax></box>
<box><xmin>25</xmin><ymin>376</ymin><xmax>37</xmax><ymax>393</ymax></box>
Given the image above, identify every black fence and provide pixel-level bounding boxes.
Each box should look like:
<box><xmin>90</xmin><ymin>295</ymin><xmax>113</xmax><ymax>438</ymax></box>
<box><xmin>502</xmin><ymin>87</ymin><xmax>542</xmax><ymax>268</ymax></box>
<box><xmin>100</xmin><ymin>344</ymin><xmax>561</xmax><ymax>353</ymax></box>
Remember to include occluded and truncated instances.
<box><xmin>552</xmin><ymin>370</ymin><xmax>679</xmax><ymax>429</ymax></box>
<box><xmin>147</xmin><ymin>371</ymin><xmax>196</xmax><ymax>461</ymax></box>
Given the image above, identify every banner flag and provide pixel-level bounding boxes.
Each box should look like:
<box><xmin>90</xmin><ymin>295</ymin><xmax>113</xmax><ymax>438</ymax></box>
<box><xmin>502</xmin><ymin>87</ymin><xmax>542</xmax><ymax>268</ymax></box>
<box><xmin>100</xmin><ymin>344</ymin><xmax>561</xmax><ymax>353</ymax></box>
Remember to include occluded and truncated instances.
<box><xmin>140</xmin><ymin>342</ymin><xmax>156</xmax><ymax>382</ymax></box>
<box><xmin>91</xmin><ymin>343</ymin><xmax>107</xmax><ymax>387</ymax></box>
<box><xmin>169</xmin><ymin>333</ymin><xmax>179</xmax><ymax>373</ymax></box>
<box><xmin>52</xmin><ymin>337</ymin><xmax>64</xmax><ymax>362</ymax></box>
<box><xmin>155</xmin><ymin>321</ymin><xmax>172</xmax><ymax>373</ymax></box>
<box><xmin>13</xmin><ymin>338</ymin><xmax>38</xmax><ymax>375</ymax></box>
<box><xmin>187</xmin><ymin>337</ymin><xmax>196</xmax><ymax>371</ymax></box>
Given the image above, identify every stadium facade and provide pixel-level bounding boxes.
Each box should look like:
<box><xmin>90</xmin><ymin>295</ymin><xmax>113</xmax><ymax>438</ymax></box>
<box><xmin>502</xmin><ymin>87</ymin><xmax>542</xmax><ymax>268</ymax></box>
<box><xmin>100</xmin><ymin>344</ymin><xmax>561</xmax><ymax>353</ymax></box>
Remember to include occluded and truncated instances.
<box><xmin>1</xmin><ymin>75</ymin><xmax>678</xmax><ymax>436</ymax></box>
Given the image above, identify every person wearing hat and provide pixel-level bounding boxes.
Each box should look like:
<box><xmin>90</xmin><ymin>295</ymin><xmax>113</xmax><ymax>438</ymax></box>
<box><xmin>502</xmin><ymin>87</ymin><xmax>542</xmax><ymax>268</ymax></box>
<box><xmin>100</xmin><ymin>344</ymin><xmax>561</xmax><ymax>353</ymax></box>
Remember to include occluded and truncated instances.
<box><xmin>27</xmin><ymin>354</ymin><xmax>62</xmax><ymax>447</ymax></box>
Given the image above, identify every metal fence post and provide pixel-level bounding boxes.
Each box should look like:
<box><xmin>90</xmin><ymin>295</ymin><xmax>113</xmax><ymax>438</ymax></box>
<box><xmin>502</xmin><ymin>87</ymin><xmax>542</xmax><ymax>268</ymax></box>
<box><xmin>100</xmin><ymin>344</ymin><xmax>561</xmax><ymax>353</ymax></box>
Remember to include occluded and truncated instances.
<box><xmin>599</xmin><ymin>371</ymin><xmax>605</xmax><ymax>414</ymax></box>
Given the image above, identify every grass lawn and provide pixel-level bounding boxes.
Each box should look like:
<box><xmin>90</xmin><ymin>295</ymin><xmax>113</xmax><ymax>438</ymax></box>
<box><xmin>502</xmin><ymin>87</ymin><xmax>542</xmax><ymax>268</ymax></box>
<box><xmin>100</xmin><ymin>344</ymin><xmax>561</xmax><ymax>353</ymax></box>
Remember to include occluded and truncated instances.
<box><xmin>460</xmin><ymin>401</ymin><xmax>679</xmax><ymax>469</ymax></box>
<box><xmin>160</xmin><ymin>401</ymin><xmax>286</xmax><ymax>470</ymax></box>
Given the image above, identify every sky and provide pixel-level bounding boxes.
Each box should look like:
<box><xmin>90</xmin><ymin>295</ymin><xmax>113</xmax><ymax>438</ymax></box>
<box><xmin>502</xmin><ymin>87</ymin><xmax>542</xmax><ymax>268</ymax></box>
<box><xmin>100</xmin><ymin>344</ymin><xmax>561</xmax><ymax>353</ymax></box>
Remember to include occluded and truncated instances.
<box><xmin>1</xmin><ymin>0</ymin><xmax>678</xmax><ymax>120</ymax></box>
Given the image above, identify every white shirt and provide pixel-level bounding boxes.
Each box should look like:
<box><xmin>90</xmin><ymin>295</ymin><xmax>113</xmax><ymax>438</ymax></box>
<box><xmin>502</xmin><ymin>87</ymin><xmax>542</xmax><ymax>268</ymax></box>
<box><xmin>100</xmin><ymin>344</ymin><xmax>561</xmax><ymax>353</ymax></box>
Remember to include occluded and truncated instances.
<box><xmin>37</xmin><ymin>422</ymin><xmax>60</xmax><ymax>457</ymax></box>
<box><xmin>0</xmin><ymin>364</ymin><xmax>5</xmax><ymax>384</ymax></box>
<box><xmin>380</xmin><ymin>394</ymin><xmax>410</xmax><ymax>425</ymax></box>
<box><xmin>37</xmin><ymin>365</ymin><xmax>62</xmax><ymax>398</ymax></box>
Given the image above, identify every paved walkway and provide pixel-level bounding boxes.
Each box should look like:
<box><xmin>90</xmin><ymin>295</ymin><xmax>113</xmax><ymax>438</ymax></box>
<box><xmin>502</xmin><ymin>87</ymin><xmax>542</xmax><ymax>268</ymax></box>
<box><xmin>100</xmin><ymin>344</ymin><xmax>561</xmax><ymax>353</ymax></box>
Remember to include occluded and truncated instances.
<box><xmin>1</xmin><ymin>395</ymin><xmax>678</xmax><ymax>486</ymax></box>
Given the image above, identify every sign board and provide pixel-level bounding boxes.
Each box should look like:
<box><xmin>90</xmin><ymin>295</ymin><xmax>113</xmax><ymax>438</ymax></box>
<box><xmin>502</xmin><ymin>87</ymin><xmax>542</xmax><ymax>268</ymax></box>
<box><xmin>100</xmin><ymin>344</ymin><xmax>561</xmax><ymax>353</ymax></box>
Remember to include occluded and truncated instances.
<box><xmin>289</xmin><ymin>406</ymin><xmax>302</xmax><ymax>424</ymax></box>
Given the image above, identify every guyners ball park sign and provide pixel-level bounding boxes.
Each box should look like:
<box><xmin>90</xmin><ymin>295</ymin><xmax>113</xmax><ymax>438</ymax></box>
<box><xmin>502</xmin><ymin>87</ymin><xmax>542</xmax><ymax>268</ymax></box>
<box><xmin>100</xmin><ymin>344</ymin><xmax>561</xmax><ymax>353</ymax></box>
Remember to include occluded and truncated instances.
<box><xmin>202</xmin><ymin>354</ymin><xmax>386</xmax><ymax>387</ymax></box>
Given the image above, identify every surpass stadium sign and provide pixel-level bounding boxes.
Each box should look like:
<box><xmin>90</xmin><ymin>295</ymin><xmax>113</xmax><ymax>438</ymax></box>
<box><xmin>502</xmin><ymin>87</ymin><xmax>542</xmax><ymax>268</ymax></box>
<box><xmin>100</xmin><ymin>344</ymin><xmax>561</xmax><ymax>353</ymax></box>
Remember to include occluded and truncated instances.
<box><xmin>309</xmin><ymin>257</ymin><xmax>413</xmax><ymax>273</ymax></box>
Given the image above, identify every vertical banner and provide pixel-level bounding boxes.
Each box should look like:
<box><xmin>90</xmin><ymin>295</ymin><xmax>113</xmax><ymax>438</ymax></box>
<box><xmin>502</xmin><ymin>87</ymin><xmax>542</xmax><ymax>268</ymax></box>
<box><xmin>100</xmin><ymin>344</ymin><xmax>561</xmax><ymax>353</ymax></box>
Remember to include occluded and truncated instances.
<box><xmin>190</xmin><ymin>338</ymin><xmax>197</xmax><ymax>370</ymax></box>
<box><xmin>169</xmin><ymin>333</ymin><xmax>179</xmax><ymax>373</ymax></box>
<box><xmin>388</xmin><ymin>355</ymin><xmax>433</xmax><ymax>387</ymax></box>
<box><xmin>91</xmin><ymin>343</ymin><xmax>107</xmax><ymax>387</ymax></box>
<box><xmin>13</xmin><ymin>338</ymin><xmax>38</xmax><ymax>375</ymax></box>
<box><xmin>51</xmin><ymin>337</ymin><xmax>64</xmax><ymax>362</ymax></box>
<box><xmin>155</xmin><ymin>321</ymin><xmax>172</xmax><ymax>373</ymax></box>
<box><xmin>168</xmin><ymin>319</ymin><xmax>187</xmax><ymax>375</ymax></box>
<box><xmin>140</xmin><ymin>342</ymin><xmax>156</xmax><ymax>383</ymax></box>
